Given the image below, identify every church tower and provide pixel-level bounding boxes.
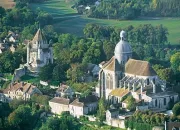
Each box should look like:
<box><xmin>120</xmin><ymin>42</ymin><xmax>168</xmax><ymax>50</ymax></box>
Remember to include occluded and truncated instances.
<box><xmin>26</xmin><ymin>28</ymin><xmax>53</xmax><ymax>73</ymax></box>
<box><xmin>97</xmin><ymin>30</ymin><xmax>132</xmax><ymax>99</ymax></box>
<box><xmin>114</xmin><ymin>30</ymin><xmax>132</xmax><ymax>65</ymax></box>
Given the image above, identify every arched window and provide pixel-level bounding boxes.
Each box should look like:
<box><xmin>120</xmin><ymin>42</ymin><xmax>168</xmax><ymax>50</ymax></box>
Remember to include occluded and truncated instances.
<box><xmin>147</xmin><ymin>79</ymin><xmax>150</xmax><ymax>85</ymax></box>
<box><xmin>155</xmin><ymin>99</ymin><xmax>157</xmax><ymax>107</ymax></box>
<box><xmin>164</xmin><ymin>98</ymin><xmax>166</xmax><ymax>105</ymax></box>
<box><xmin>153</xmin><ymin>78</ymin><xmax>155</xmax><ymax>84</ymax></box>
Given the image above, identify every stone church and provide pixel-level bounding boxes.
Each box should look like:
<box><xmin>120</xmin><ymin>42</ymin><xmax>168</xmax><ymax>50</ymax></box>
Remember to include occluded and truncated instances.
<box><xmin>26</xmin><ymin>28</ymin><xmax>53</xmax><ymax>73</ymax></box>
<box><xmin>96</xmin><ymin>30</ymin><xmax>178</xmax><ymax>110</ymax></box>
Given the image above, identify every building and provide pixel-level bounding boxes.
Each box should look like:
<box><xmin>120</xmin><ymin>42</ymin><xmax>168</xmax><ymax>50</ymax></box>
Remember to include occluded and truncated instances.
<box><xmin>0</xmin><ymin>90</ymin><xmax>8</xmax><ymax>102</ymax></box>
<box><xmin>26</xmin><ymin>28</ymin><xmax>53</xmax><ymax>73</ymax></box>
<box><xmin>9</xmin><ymin>44</ymin><xmax>17</xmax><ymax>53</ymax></box>
<box><xmin>55</xmin><ymin>84</ymin><xmax>74</xmax><ymax>98</ymax></box>
<box><xmin>96</xmin><ymin>30</ymin><xmax>178</xmax><ymax>110</ymax></box>
<box><xmin>3</xmin><ymin>82</ymin><xmax>42</xmax><ymax>101</ymax></box>
<box><xmin>69</xmin><ymin>95</ymin><xmax>98</xmax><ymax>118</ymax></box>
<box><xmin>49</xmin><ymin>97</ymin><xmax>70</xmax><ymax>115</ymax></box>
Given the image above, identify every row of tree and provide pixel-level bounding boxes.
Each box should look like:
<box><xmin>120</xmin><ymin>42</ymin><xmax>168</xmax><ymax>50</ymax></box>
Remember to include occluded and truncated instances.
<box><xmin>78</xmin><ymin>0</ymin><xmax>180</xmax><ymax>19</ymax></box>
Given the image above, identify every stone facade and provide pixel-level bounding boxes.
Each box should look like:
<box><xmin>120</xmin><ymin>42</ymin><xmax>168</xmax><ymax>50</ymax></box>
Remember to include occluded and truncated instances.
<box><xmin>69</xmin><ymin>95</ymin><xmax>98</xmax><ymax>118</ymax></box>
<box><xmin>3</xmin><ymin>82</ymin><xmax>42</xmax><ymax>101</ymax></box>
<box><xmin>96</xmin><ymin>30</ymin><xmax>179</xmax><ymax>110</ymax></box>
<box><xmin>26</xmin><ymin>29</ymin><xmax>53</xmax><ymax>73</ymax></box>
<box><xmin>49</xmin><ymin>97</ymin><xmax>70</xmax><ymax>115</ymax></box>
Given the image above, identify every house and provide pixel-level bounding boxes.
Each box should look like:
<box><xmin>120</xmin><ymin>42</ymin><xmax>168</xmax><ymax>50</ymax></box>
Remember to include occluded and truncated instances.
<box><xmin>55</xmin><ymin>84</ymin><xmax>74</xmax><ymax>98</ymax></box>
<box><xmin>9</xmin><ymin>44</ymin><xmax>17</xmax><ymax>53</ymax></box>
<box><xmin>106</xmin><ymin>107</ymin><xmax>127</xmax><ymax>129</ymax></box>
<box><xmin>86</xmin><ymin>63</ymin><xmax>100</xmax><ymax>77</ymax></box>
<box><xmin>166</xmin><ymin>122</ymin><xmax>180</xmax><ymax>130</ymax></box>
<box><xmin>49</xmin><ymin>97</ymin><xmax>70</xmax><ymax>115</ymax></box>
<box><xmin>0</xmin><ymin>90</ymin><xmax>8</xmax><ymax>102</ymax></box>
<box><xmin>7</xmin><ymin>31</ymin><xmax>19</xmax><ymax>43</ymax></box>
<box><xmin>85</xmin><ymin>6</ymin><xmax>90</xmax><ymax>10</ymax></box>
<box><xmin>3</xmin><ymin>82</ymin><xmax>42</xmax><ymax>101</ymax></box>
<box><xmin>95</xmin><ymin>1</ymin><xmax>101</xmax><ymax>6</ymax></box>
<box><xmin>69</xmin><ymin>95</ymin><xmax>98</xmax><ymax>118</ymax></box>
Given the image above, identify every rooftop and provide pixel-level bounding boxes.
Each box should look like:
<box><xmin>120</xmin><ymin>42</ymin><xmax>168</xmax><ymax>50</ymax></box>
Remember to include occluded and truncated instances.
<box><xmin>49</xmin><ymin>97</ymin><xmax>70</xmax><ymax>105</ymax></box>
<box><xmin>109</xmin><ymin>88</ymin><xmax>129</xmax><ymax>98</ymax></box>
<box><xmin>125</xmin><ymin>59</ymin><xmax>157</xmax><ymax>76</ymax></box>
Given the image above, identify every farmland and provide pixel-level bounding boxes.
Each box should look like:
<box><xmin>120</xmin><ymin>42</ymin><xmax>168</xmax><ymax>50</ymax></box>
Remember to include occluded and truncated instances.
<box><xmin>0</xmin><ymin>0</ymin><xmax>15</xmax><ymax>9</ymax></box>
<box><xmin>30</xmin><ymin>0</ymin><xmax>180</xmax><ymax>45</ymax></box>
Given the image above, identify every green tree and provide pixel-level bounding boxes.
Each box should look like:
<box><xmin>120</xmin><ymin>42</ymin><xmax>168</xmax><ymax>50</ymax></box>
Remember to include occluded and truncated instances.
<box><xmin>39</xmin><ymin>64</ymin><xmax>54</xmax><ymax>81</ymax></box>
<box><xmin>171</xmin><ymin>52</ymin><xmax>180</xmax><ymax>73</ymax></box>
<box><xmin>97</xmin><ymin>98</ymin><xmax>106</xmax><ymax>125</ymax></box>
<box><xmin>126</xmin><ymin>96</ymin><xmax>136</xmax><ymax>111</ymax></box>
<box><xmin>8</xmin><ymin>105</ymin><xmax>32</xmax><ymax>130</ymax></box>
<box><xmin>172</xmin><ymin>102</ymin><xmax>180</xmax><ymax>116</ymax></box>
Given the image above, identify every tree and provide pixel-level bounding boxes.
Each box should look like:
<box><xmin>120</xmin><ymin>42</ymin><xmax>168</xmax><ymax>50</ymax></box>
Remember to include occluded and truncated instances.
<box><xmin>0</xmin><ymin>102</ymin><xmax>11</xmax><ymax>128</ymax></box>
<box><xmin>8</xmin><ymin>105</ymin><xmax>32</xmax><ymax>130</ymax></box>
<box><xmin>39</xmin><ymin>64</ymin><xmax>54</xmax><ymax>81</ymax></box>
<box><xmin>171</xmin><ymin>52</ymin><xmax>180</xmax><ymax>73</ymax></box>
<box><xmin>126</xmin><ymin>96</ymin><xmax>136</xmax><ymax>111</ymax></box>
<box><xmin>173</xmin><ymin>102</ymin><xmax>180</xmax><ymax>116</ymax></box>
<box><xmin>97</xmin><ymin>98</ymin><xmax>106</xmax><ymax>125</ymax></box>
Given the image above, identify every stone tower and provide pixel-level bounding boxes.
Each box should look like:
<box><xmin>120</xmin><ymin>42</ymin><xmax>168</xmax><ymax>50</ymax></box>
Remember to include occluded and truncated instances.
<box><xmin>26</xmin><ymin>28</ymin><xmax>53</xmax><ymax>73</ymax></box>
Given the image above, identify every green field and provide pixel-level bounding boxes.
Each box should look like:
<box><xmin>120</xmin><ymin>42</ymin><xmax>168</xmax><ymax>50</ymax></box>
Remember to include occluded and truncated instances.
<box><xmin>30</xmin><ymin>0</ymin><xmax>180</xmax><ymax>45</ymax></box>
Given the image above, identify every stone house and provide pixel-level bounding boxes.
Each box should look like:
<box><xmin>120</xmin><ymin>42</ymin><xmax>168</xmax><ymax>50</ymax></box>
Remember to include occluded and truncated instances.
<box><xmin>3</xmin><ymin>82</ymin><xmax>42</xmax><ymax>101</ymax></box>
<box><xmin>106</xmin><ymin>107</ymin><xmax>127</xmax><ymax>129</ymax></box>
<box><xmin>49</xmin><ymin>97</ymin><xmax>70</xmax><ymax>115</ymax></box>
<box><xmin>55</xmin><ymin>84</ymin><xmax>74</xmax><ymax>98</ymax></box>
<box><xmin>0</xmin><ymin>90</ymin><xmax>8</xmax><ymax>102</ymax></box>
<box><xmin>69</xmin><ymin>95</ymin><xmax>98</xmax><ymax>118</ymax></box>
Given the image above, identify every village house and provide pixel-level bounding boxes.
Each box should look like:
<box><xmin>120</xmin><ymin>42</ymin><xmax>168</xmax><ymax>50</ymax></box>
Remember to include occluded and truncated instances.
<box><xmin>9</xmin><ymin>44</ymin><xmax>17</xmax><ymax>53</ymax></box>
<box><xmin>0</xmin><ymin>90</ymin><xmax>8</xmax><ymax>102</ymax></box>
<box><xmin>3</xmin><ymin>82</ymin><xmax>42</xmax><ymax>101</ymax></box>
<box><xmin>49</xmin><ymin>97</ymin><xmax>71</xmax><ymax>115</ymax></box>
<box><xmin>55</xmin><ymin>84</ymin><xmax>74</xmax><ymax>98</ymax></box>
<box><xmin>69</xmin><ymin>95</ymin><xmax>98</xmax><ymax>118</ymax></box>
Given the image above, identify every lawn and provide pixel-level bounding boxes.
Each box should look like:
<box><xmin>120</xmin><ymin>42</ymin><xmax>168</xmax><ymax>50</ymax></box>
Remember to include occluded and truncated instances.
<box><xmin>20</xmin><ymin>75</ymin><xmax>40</xmax><ymax>84</ymax></box>
<box><xmin>0</xmin><ymin>0</ymin><xmax>15</xmax><ymax>9</ymax></box>
<box><xmin>30</xmin><ymin>0</ymin><xmax>180</xmax><ymax>45</ymax></box>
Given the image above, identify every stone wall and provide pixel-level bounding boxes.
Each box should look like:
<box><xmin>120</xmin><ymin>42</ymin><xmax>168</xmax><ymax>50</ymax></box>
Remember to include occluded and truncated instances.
<box><xmin>12</xmin><ymin>67</ymin><xmax>26</xmax><ymax>82</ymax></box>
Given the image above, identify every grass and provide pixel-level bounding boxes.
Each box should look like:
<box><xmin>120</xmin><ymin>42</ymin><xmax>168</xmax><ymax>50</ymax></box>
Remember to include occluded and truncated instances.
<box><xmin>20</xmin><ymin>75</ymin><xmax>40</xmax><ymax>84</ymax></box>
<box><xmin>0</xmin><ymin>0</ymin><xmax>15</xmax><ymax>9</ymax></box>
<box><xmin>30</xmin><ymin>0</ymin><xmax>180</xmax><ymax>45</ymax></box>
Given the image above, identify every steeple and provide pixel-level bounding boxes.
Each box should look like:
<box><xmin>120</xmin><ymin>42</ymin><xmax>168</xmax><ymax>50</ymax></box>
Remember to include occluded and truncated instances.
<box><xmin>32</xmin><ymin>28</ymin><xmax>46</xmax><ymax>43</ymax></box>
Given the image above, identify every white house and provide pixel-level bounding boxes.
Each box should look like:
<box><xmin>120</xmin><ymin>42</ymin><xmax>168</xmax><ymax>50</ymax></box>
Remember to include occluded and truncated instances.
<box><xmin>69</xmin><ymin>95</ymin><xmax>98</xmax><ymax>118</ymax></box>
<box><xmin>49</xmin><ymin>97</ymin><xmax>70</xmax><ymax>115</ymax></box>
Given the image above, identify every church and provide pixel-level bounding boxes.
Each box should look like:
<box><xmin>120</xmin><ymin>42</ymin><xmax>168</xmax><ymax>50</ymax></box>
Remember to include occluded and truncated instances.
<box><xmin>26</xmin><ymin>28</ymin><xmax>53</xmax><ymax>73</ymax></box>
<box><xmin>96</xmin><ymin>30</ymin><xmax>178</xmax><ymax>110</ymax></box>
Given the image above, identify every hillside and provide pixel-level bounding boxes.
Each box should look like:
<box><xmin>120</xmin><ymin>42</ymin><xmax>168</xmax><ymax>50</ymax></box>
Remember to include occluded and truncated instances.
<box><xmin>30</xmin><ymin>0</ymin><xmax>180</xmax><ymax>45</ymax></box>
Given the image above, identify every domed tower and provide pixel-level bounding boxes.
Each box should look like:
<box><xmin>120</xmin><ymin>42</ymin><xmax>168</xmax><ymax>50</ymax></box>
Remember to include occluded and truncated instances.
<box><xmin>114</xmin><ymin>30</ymin><xmax>132</xmax><ymax>65</ymax></box>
